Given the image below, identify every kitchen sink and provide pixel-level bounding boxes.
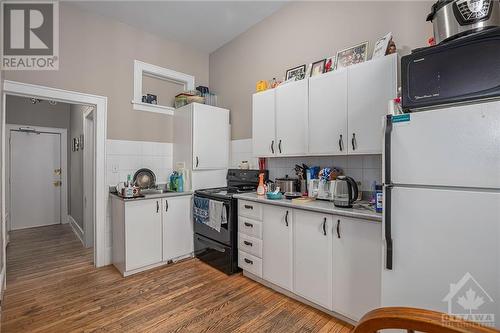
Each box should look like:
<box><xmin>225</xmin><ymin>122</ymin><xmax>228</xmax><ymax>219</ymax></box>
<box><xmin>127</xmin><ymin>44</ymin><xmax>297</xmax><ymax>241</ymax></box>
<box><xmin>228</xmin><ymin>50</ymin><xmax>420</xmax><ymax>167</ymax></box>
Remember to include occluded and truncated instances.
<box><xmin>140</xmin><ymin>188</ymin><xmax>174</xmax><ymax>195</ymax></box>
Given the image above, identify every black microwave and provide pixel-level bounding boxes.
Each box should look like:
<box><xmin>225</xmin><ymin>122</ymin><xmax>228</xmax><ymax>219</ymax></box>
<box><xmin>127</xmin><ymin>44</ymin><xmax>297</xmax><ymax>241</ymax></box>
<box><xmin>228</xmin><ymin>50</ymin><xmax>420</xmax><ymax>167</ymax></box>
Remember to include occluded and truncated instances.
<box><xmin>401</xmin><ymin>27</ymin><xmax>500</xmax><ymax>111</ymax></box>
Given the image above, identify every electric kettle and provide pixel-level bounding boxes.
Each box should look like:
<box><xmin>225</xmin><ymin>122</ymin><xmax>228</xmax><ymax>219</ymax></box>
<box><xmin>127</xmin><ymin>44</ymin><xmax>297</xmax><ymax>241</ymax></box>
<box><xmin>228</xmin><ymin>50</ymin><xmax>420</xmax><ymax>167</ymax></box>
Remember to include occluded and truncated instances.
<box><xmin>333</xmin><ymin>176</ymin><xmax>358</xmax><ymax>208</ymax></box>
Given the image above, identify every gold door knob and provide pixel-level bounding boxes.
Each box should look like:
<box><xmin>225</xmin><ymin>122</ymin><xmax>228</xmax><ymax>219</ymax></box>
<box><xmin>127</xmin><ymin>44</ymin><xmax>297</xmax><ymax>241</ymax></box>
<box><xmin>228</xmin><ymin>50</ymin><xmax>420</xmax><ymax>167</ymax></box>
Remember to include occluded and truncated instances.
<box><xmin>53</xmin><ymin>181</ymin><xmax>62</xmax><ymax>187</ymax></box>
<box><xmin>54</xmin><ymin>169</ymin><xmax>61</xmax><ymax>175</ymax></box>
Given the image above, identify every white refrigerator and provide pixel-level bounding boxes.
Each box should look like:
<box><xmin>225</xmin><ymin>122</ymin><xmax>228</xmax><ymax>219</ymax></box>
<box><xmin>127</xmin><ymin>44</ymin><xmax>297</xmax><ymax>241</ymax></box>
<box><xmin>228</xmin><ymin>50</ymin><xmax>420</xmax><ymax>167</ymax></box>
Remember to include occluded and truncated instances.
<box><xmin>381</xmin><ymin>100</ymin><xmax>500</xmax><ymax>328</ymax></box>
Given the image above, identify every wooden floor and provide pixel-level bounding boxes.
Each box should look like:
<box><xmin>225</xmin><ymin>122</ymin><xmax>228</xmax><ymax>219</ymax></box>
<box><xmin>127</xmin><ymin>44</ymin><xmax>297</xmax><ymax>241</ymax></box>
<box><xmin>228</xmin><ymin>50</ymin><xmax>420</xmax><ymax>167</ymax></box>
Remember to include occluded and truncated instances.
<box><xmin>1</xmin><ymin>224</ymin><xmax>353</xmax><ymax>333</ymax></box>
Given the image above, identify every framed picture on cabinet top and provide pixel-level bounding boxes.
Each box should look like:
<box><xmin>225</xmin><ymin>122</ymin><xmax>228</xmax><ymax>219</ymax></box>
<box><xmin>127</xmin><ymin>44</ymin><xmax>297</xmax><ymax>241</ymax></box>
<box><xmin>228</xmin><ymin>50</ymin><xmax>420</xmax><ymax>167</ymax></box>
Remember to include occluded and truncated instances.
<box><xmin>285</xmin><ymin>64</ymin><xmax>306</xmax><ymax>81</ymax></box>
<box><xmin>324</xmin><ymin>56</ymin><xmax>335</xmax><ymax>72</ymax></box>
<box><xmin>310</xmin><ymin>59</ymin><xmax>326</xmax><ymax>77</ymax></box>
<box><xmin>335</xmin><ymin>41</ymin><xmax>369</xmax><ymax>70</ymax></box>
<box><xmin>373</xmin><ymin>32</ymin><xmax>393</xmax><ymax>58</ymax></box>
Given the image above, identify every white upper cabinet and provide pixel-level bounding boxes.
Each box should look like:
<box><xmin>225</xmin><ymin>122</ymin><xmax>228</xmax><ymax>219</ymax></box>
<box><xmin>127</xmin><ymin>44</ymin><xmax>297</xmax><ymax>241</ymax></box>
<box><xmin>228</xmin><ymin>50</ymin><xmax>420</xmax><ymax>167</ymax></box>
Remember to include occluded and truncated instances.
<box><xmin>192</xmin><ymin>103</ymin><xmax>230</xmax><ymax>169</ymax></box>
<box><xmin>293</xmin><ymin>210</ymin><xmax>333</xmax><ymax>309</ymax></box>
<box><xmin>308</xmin><ymin>69</ymin><xmax>348</xmax><ymax>155</ymax></box>
<box><xmin>162</xmin><ymin>196</ymin><xmax>193</xmax><ymax>262</ymax></box>
<box><xmin>275</xmin><ymin>79</ymin><xmax>309</xmax><ymax>156</ymax></box>
<box><xmin>252</xmin><ymin>89</ymin><xmax>276</xmax><ymax>157</ymax></box>
<box><xmin>262</xmin><ymin>205</ymin><xmax>293</xmax><ymax>291</ymax></box>
<box><xmin>347</xmin><ymin>54</ymin><xmax>397</xmax><ymax>154</ymax></box>
<box><xmin>332</xmin><ymin>216</ymin><xmax>382</xmax><ymax>321</ymax></box>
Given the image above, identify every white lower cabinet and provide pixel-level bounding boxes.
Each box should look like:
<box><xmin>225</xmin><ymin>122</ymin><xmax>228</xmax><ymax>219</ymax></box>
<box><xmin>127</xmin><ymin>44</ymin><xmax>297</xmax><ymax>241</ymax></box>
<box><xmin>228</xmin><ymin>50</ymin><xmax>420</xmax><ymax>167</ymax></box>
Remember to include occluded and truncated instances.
<box><xmin>262</xmin><ymin>205</ymin><xmax>293</xmax><ymax>291</ymax></box>
<box><xmin>332</xmin><ymin>216</ymin><xmax>382</xmax><ymax>321</ymax></box>
<box><xmin>293</xmin><ymin>210</ymin><xmax>333</xmax><ymax>309</ymax></box>
<box><xmin>162</xmin><ymin>196</ymin><xmax>194</xmax><ymax>262</ymax></box>
<box><xmin>238</xmin><ymin>200</ymin><xmax>382</xmax><ymax>323</ymax></box>
<box><xmin>111</xmin><ymin>195</ymin><xmax>194</xmax><ymax>277</ymax></box>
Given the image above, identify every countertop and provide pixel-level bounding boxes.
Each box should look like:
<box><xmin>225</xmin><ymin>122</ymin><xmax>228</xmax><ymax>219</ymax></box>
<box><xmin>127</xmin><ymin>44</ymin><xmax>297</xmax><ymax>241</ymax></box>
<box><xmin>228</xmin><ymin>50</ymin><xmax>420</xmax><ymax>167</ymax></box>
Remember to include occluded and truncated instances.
<box><xmin>234</xmin><ymin>192</ymin><xmax>382</xmax><ymax>222</ymax></box>
<box><xmin>110</xmin><ymin>191</ymin><xmax>193</xmax><ymax>202</ymax></box>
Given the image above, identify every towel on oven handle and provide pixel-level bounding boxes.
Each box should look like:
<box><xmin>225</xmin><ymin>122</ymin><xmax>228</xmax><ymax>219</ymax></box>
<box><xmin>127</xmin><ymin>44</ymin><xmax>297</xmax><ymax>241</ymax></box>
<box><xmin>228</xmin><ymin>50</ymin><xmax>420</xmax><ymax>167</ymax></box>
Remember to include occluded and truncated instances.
<box><xmin>193</xmin><ymin>196</ymin><xmax>209</xmax><ymax>225</ymax></box>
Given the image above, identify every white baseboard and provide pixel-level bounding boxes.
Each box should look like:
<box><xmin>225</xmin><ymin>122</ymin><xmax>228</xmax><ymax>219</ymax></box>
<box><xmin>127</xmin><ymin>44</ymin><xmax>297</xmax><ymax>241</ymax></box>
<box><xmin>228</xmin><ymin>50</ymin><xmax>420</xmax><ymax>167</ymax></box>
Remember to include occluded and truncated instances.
<box><xmin>105</xmin><ymin>247</ymin><xmax>112</xmax><ymax>266</ymax></box>
<box><xmin>67</xmin><ymin>215</ymin><xmax>85</xmax><ymax>246</ymax></box>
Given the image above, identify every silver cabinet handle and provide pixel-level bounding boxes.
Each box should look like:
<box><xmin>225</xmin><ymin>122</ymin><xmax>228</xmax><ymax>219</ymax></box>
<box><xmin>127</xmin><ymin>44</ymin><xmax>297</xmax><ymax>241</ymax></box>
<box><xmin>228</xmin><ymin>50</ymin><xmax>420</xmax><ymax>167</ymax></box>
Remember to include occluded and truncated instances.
<box><xmin>156</xmin><ymin>201</ymin><xmax>159</xmax><ymax>213</ymax></box>
<box><xmin>271</xmin><ymin>140</ymin><xmax>275</xmax><ymax>154</ymax></box>
<box><xmin>278</xmin><ymin>139</ymin><xmax>282</xmax><ymax>153</ymax></box>
<box><xmin>352</xmin><ymin>133</ymin><xmax>356</xmax><ymax>151</ymax></box>
<box><xmin>339</xmin><ymin>134</ymin><xmax>344</xmax><ymax>151</ymax></box>
<box><xmin>196</xmin><ymin>156</ymin><xmax>199</xmax><ymax>167</ymax></box>
<box><xmin>322</xmin><ymin>217</ymin><xmax>327</xmax><ymax>236</ymax></box>
<box><xmin>165</xmin><ymin>200</ymin><xmax>168</xmax><ymax>212</ymax></box>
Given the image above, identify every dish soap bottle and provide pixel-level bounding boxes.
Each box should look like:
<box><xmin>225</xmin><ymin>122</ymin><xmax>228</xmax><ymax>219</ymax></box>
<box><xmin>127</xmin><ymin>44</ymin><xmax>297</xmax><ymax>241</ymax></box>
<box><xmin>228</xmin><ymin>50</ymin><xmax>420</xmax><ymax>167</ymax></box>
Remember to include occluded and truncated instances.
<box><xmin>257</xmin><ymin>173</ymin><xmax>265</xmax><ymax>196</ymax></box>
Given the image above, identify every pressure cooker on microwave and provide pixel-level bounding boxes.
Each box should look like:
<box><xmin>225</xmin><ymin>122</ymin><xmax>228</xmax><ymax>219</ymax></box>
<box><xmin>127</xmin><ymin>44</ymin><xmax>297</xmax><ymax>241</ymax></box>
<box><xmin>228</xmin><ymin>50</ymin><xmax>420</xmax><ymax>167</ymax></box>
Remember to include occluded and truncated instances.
<box><xmin>426</xmin><ymin>0</ymin><xmax>500</xmax><ymax>44</ymax></box>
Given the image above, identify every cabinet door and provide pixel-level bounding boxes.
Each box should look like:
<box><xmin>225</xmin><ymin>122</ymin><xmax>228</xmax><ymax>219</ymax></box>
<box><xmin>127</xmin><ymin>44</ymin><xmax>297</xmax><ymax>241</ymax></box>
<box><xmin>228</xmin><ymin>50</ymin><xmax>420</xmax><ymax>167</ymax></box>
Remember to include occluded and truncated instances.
<box><xmin>192</xmin><ymin>104</ymin><xmax>229</xmax><ymax>169</ymax></box>
<box><xmin>275</xmin><ymin>80</ymin><xmax>308</xmax><ymax>156</ymax></box>
<box><xmin>262</xmin><ymin>205</ymin><xmax>293</xmax><ymax>290</ymax></box>
<box><xmin>125</xmin><ymin>200</ymin><xmax>163</xmax><ymax>271</ymax></box>
<box><xmin>252</xmin><ymin>90</ymin><xmax>276</xmax><ymax>157</ymax></box>
<box><xmin>332</xmin><ymin>217</ymin><xmax>382</xmax><ymax>321</ymax></box>
<box><xmin>347</xmin><ymin>54</ymin><xmax>397</xmax><ymax>154</ymax></box>
<box><xmin>308</xmin><ymin>69</ymin><xmax>348</xmax><ymax>155</ymax></box>
<box><xmin>293</xmin><ymin>210</ymin><xmax>333</xmax><ymax>309</ymax></box>
<box><xmin>162</xmin><ymin>196</ymin><xmax>194</xmax><ymax>261</ymax></box>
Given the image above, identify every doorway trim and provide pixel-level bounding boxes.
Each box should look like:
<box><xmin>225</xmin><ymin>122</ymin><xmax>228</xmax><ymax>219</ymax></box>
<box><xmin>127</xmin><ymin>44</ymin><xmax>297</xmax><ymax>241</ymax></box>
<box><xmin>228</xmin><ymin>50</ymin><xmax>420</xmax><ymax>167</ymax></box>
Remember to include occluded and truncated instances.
<box><xmin>5</xmin><ymin>124</ymin><xmax>68</xmax><ymax>232</ymax></box>
<box><xmin>2</xmin><ymin>80</ymin><xmax>108</xmax><ymax>267</ymax></box>
<box><xmin>83</xmin><ymin>107</ymin><xmax>95</xmax><ymax>248</ymax></box>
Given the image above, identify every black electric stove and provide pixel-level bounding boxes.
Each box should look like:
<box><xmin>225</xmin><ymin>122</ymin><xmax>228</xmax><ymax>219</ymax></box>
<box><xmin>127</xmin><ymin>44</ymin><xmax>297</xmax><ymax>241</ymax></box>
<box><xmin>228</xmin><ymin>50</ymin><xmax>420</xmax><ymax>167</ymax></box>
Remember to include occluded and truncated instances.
<box><xmin>193</xmin><ymin>169</ymin><xmax>267</xmax><ymax>274</ymax></box>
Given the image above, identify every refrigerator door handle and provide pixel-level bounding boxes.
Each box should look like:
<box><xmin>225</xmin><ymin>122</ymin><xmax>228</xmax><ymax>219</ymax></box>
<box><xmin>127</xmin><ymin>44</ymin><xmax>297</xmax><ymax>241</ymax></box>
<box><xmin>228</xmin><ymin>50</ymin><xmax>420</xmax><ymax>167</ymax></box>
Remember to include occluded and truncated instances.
<box><xmin>384</xmin><ymin>115</ymin><xmax>394</xmax><ymax>270</ymax></box>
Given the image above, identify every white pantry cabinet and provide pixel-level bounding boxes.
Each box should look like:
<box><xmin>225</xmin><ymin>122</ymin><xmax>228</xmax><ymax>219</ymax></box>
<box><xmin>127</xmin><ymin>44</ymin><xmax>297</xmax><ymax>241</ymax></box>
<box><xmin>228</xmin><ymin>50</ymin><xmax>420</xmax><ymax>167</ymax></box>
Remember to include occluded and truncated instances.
<box><xmin>262</xmin><ymin>205</ymin><xmax>293</xmax><ymax>291</ymax></box>
<box><xmin>293</xmin><ymin>210</ymin><xmax>333</xmax><ymax>309</ymax></box>
<box><xmin>347</xmin><ymin>54</ymin><xmax>397</xmax><ymax>154</ymax></box>
<box><xmin>111</xmin><ymin>194</ymin><xmax>194</xmax><ymax>277</ymax></box>
<box><xmin>275</xmin><ymin>79</ymin><xmax>309</xmax><ymax>156</ymax></box>
<box><xmin>308</xmin><ymin>69</ymin><xmax>348</xmax><ymax>155</ymax></box>
<box><xmin>332</xmin><ymin>216</ymin><xmax>382</xmax><ymax>321</ymax></box>
<box><xmin>252</xmin><ymin>89</ymin><xmax>276</xmax><ymax>157</ymax></box>
<box><xmin>162</xmin><ymin>196</ymin><xmax>193</xmax><ymax>262</ymax></box>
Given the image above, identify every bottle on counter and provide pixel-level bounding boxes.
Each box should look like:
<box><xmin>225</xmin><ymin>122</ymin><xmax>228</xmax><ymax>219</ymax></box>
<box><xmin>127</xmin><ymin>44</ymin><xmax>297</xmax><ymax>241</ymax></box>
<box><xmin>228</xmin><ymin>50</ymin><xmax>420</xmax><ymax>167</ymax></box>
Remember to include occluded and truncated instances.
<box><xmin>376</xmin><ymin>185</ymin><xmax>383</xmax><ymax>213</ymax></box>
<box><xmin>257</xmin><ymin>173</ymin><xmax>265</xmax><ymax>196</ymax></box>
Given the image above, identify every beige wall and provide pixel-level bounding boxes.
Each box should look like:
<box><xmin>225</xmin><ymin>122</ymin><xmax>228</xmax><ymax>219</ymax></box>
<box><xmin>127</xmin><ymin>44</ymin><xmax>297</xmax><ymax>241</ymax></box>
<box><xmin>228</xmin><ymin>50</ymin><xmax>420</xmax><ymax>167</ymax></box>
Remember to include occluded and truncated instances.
<box><xmin>6</xmin><ymin>95</ymin><xmax>70</xmax><ymax>129</ymax></box>
<box><xmin>4</xmin><ymin>3</ymin><xmax>209</xmax><ymax>143</ymax></box>
<box><xmin>209</xmin><ymin>1</ymin><xmax>433</xmax><ymax>140</ymax></box>
<box><xmin>69</xmin><ymin>105</ymin><xmax>85</xmax><ymax>228</ymax></box>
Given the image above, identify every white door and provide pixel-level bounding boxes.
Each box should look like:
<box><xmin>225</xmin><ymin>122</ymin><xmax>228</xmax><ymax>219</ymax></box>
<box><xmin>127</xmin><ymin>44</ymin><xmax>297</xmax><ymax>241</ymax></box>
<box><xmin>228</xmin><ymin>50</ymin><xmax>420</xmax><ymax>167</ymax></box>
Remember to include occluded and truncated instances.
<box><xmin>382</xmin><ymin>187</ymin><xmax>500</xmax><ymax>323</ymax></box>
<box><xmin>390</xmin><ymin>100</ymin><xmax>500</xmax><ymax>189</ymax></box>
<box><xmin>293</xmin><ymin>210</ymin><xmax>333</xmax><ymax>309</ymax></box>
<box><xmin>308</xmin><ymin>69</ymin><xmax>348</xmax><ymax>155</ymax></box>
<box><xmin>252</xmin><ymin>90</ymin><xmax>276</xmax><ymax>157</ymax></box>
<box><xmin>333</xmin><ymin>216</ymin><xmax>382</xmax><ymax>321</ymax></box>
<box><xmin>162</xmin><ymin>196</ymin><xmax>193</xmax><ymax>261</ymax></box>
<box><xmin>192</xmin><ymin>104</ymin><xmax>229</xmax><ymax>170</ymax></box>
<box><xmin>348</xmin><ymin>54</ymin><xmax>397</xmax><ymax>154</ymax></box>
<box><xmin>262</xmin><ymin>205</ymin><xmax>293</xmax><ymax>291</ymax></box>
<box><xmin>275</xmin><ymin>79</ymin><xmax>308</xmax><ymax>156</ymax></box>
<box><xmin>10</xmin><ymin>130</ymin><xmax>62</xmax><ymax>230</ymax></box>
<box><xmin>125</xmin><ymin>199</ymin><xmax>163</xmax><ymax>271</ymax></box>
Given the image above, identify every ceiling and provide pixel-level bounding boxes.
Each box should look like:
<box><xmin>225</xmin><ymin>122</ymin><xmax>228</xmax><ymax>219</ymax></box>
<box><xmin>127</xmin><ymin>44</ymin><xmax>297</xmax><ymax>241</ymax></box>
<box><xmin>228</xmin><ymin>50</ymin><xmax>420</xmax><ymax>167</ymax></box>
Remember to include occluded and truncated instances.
<box><xmin>72</xmin><ymin>1</ymin><xmax>287</xmax><ymax>53</ymax></box>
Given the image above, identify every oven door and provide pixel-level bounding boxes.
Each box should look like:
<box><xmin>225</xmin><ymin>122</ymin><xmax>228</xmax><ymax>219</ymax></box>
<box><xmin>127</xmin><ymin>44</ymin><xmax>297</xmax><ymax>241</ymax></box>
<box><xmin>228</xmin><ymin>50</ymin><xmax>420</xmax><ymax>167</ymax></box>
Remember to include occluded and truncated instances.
<box><xmin>193</xmin><ymin>194</ymin><xmax>232</xmax><ymax>245</ymax></box>
<box><xmin>194</xmin><ymin>233</ymin><xmax>238</xmax><ymax>275</ymax></box>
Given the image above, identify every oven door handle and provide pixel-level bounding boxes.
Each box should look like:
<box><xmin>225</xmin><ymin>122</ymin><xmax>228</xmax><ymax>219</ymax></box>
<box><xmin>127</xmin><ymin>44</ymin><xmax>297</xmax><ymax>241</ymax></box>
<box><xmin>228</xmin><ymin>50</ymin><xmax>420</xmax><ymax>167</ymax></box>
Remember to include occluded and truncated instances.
<box><xmin>195</xmin><ymin>235</ymin><xmax>226</xmax><ymax>253</ymax></box>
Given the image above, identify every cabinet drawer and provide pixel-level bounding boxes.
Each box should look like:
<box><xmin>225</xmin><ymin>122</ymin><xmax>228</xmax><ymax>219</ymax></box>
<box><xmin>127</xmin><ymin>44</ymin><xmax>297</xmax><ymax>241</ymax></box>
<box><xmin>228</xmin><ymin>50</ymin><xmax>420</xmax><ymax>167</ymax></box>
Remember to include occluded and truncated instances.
<box><xmin>238</xmin><ymin>216</ymin><xmax>262</xmax><ymax>239</ymax></box>
<box><xmin>238</xmin><ymin>250</ymin><xmax>262</xmax><ymax>278</ymax></box>
<box><xmin>238</xmin><ymin>233</ymin><xmax>263</xmax><ymax>258</ymax></box>
<box><xmin>238</xmin><ymin>200</ymin><xmax>262</xmax><ymax>220</ymax></box>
